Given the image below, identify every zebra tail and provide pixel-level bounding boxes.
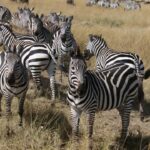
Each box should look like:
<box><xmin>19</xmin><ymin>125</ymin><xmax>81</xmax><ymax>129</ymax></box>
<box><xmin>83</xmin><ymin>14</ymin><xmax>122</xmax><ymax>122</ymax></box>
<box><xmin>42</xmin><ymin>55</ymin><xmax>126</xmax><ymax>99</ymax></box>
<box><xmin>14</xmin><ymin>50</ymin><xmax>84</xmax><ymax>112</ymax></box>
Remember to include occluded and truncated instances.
<box><xmin>138</xmin><ymin>80</ymin><xmax>144</xmax><ymax>121</ymax></box>
<box><xmin>144</xmin><ymin>69</ymin><xmax>150</xmax><ymax>79</ymax></box>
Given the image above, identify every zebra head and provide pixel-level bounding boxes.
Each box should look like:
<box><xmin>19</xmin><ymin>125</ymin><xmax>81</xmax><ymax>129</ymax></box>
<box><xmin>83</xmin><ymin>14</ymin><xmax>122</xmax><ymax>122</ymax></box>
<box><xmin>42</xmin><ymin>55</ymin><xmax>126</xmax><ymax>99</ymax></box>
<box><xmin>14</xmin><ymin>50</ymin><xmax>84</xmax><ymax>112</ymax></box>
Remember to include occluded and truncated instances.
<box><xmin>69</xmin><ymin>48</ymin><xmax>87</xmax><ymax>91</ymax></box>
<box><xmin>0</xmin><ymin>6</ymin><xmax>11</xmax><ymax>22</ymax></box>
<box><xmin>84</xmin><ymin>34</ymin><xmax>108</xmax><ymax>60</ymax></box>
<box><xmin>28</xmin><ymin>14</ymin><xmax>43</xmax><ymax>35</ymax></box>
<box><xmin>48</xmin><ymin>12</ymin><xmax>61</xmax><ymax>25</ymax></box>
<box><xmin>12</xmin><ymin>8</ymin><xmax>33</xmax><ymax>29</ymax></box>
<box><xmin>51</xmin><ymin>16</ymin><xmax>75</xmax><ymax>57</ymax></box>
<box><xmin>4</xmin><ymin>48</ymin><xmax>22</xmax><ymax>85</ymax></box>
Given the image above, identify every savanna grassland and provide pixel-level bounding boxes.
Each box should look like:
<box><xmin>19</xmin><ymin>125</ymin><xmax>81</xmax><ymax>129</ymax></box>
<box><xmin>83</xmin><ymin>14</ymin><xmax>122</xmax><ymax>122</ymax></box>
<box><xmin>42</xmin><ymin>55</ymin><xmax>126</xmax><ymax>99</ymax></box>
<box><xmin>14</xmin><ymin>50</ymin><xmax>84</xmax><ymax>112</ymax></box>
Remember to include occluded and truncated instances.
<box><xmin>0</xmin><ymin>0</ymin><xmax>150</xmax><ymax>150</ymax></box>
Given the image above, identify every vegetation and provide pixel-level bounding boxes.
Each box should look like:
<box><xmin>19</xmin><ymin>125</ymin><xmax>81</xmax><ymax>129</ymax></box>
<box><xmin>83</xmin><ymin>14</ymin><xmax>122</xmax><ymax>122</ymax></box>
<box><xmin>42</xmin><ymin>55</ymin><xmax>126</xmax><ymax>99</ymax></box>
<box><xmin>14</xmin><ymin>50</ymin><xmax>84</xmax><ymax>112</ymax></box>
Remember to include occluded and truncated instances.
<box><xmin>0</xmin><ymin>0</ymin><xmax>150</xmax><ymax>149</ymax></box>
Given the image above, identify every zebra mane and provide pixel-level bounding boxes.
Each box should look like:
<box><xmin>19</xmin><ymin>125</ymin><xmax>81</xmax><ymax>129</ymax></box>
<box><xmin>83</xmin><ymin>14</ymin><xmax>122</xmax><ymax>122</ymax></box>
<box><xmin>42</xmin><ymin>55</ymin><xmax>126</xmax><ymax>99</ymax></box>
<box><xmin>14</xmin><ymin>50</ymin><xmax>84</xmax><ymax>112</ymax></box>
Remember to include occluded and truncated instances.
<box><xmin>70</xmin><ymin>46</ymin><xmax>85</xmax><ymax>62</ymax></box>
<box><xmin>90</xmin><ymin>34</ymin><xmax>108</xmax><ymax>47</ymax></box>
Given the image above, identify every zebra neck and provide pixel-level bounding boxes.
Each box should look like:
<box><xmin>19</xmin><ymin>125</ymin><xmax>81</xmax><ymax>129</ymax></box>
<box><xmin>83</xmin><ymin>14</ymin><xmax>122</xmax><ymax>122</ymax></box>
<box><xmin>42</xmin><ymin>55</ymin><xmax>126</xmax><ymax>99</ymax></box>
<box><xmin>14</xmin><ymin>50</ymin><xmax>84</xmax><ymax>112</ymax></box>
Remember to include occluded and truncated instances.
<box><xmin>3</xmin><ymin>31</ymin><xmax>15</xmax><ymax>48</ymax></box>
<box><xmin>69</xmin><ymin>78</ymin><xmax>87</xmax><ymax>98</ymax></box>
<box><xmin>36</xmin><ymin>30</ymin><xmax>46</xmax><ymax>42</ymax></box>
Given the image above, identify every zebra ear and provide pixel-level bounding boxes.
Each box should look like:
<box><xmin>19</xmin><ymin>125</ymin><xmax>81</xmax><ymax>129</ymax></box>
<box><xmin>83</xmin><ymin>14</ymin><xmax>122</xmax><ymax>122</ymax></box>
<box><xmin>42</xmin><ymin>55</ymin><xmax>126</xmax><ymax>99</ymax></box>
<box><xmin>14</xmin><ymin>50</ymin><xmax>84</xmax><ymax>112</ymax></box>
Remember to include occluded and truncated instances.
<box><xmin>35</xmin><ymin>14</ymin><xmax>39</xmax><ymax>18</ymax></box>
<box><xmin>40</xmin><ymin>13</ymin><xmax>44</xmax><ymax>20</ymax></box>
<box><xmin>89</xmin><ymin>34</ymin><xmax>94</xmax><ymax>41</ymax></box>
<box><xmin>30</xmin><ymin>7</ymin><xmax>34</xmax><ymax>12</ymax></box>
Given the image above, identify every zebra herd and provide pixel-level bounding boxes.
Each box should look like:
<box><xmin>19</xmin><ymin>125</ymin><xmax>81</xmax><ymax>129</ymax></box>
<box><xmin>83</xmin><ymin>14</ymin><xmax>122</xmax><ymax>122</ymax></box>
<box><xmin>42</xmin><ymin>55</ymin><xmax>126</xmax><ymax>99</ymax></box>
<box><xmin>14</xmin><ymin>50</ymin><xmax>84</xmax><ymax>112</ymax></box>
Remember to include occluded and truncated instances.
<box><xmin>86</xmin><ymin>0</ymin><xmax>141</xmax><ymax>10</ymax></box>
<box><xmin>0</xmin><ymin>5</ymin><xmax>150</xmax><ymax>149</ymax></box>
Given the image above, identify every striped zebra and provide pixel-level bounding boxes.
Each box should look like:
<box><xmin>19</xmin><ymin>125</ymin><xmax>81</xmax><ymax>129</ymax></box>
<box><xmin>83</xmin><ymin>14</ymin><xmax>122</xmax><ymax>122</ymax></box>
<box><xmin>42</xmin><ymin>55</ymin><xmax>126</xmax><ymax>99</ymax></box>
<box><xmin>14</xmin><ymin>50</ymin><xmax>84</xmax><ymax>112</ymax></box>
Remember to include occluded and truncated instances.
<box><xmin>67</xmin><ymin>49</ymin><xmax>139</xmax><ymax>149</ymax></box>
<box><xmin>0</xmin><ymin>48</ymin><xmax>28</xmax><ymax>126</ymax></box>
<box><xmin>0</xmin><ymin>6</ymin><xmax>11</xmax><ymax>22</ymax></box>
<box><xmin>124</xmin><ymin>1</ymin><xmax>141</xmax><ymax>11</ymax></box>
<box><xmin>51</xmin><ymin>16</ymin><xmax>78</xmax><ymax>81</ymax></box>
<box><xmin>84</xmin><ymin>34</ymin><xmax>145</xmax><ymax>121</ymax></box>
<box><xmin>11</xmin><ymin>7</ymin><xmax>34</xmax><ymax>30</ymax></box>
<box><xmin>0</xmin><ymin>22</ymin><xmax>37</xmax><ymax>44</ymax></box>
<box><xmin>28</xmin><ymin>14</ymin><xmax>53</xmax><ymax>44</ymax></box>
<box><xmin>0</xmin><ymin>23</ymin><xmax>75</xmax><ymax>101</ymax></box>
<box><xmin>40</xmin><ymin>12</ymin><xmax>61</xmax><ymax>32</ymax></box>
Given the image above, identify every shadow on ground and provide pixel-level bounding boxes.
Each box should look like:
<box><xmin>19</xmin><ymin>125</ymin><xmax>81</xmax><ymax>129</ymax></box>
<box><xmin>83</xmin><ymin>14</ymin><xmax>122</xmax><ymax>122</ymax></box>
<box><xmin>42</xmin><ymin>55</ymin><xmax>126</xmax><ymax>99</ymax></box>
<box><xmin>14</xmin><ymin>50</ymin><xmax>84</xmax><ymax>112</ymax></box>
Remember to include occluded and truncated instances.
<box><xmin>26</xmin><ymin>76</ymin><xmax>68</xmax><ymax>103</ymax></box>
<box><xmin>24</xmin><ymin>104</ymin><xmax>72</xmax><ymax>143</ymax></box>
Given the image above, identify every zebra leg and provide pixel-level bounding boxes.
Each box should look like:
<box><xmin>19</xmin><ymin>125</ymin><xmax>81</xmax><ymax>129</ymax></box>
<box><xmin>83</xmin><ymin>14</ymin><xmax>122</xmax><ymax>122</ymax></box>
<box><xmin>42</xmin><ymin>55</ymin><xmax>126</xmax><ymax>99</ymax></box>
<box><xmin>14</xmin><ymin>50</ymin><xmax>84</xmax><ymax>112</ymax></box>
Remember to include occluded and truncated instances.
<box><xmin>47</xmin><ymin>61</ymin><xmax>56</xmax><ymax>102</ymax></box>
<box><xmin>71</xmin><ymin>107</ymin><xmax>81</xmax><ymax>142</ymax></box>
<box><xmin>87</xmin><ymin>112</ymin><xmax>95</xmax><ymax>150</ymax></box>
<box><xmin>117</xmin><ymin>102</ymin><xmax>132</xmax><ymax>148</ymax></box>
<box><xmin>138</xmin><ymin>77</ymin><xmax>144</xmax><ymax>121</ymax></box>
<box><xmin>0</xmin><ymin>93</ymin><xmax>2</xmax><ymax>116</ymax></box>
<box><xmin>30</xmin><ymin>69</ymin><xmax>43</xmax><ymax>96</ymax></box>
<box><xmin>18</xmin><ymin>93</ymin><xmax>26</xmax><ymax>126</ymax></box>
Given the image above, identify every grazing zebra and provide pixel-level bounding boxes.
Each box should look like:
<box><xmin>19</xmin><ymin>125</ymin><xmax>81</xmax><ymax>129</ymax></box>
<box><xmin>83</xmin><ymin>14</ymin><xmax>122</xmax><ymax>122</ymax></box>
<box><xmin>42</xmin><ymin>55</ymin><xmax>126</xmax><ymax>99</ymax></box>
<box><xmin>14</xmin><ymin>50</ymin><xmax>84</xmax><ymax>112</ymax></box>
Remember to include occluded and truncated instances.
<box><xmin>67</xmin><ymin>49</ymin><xmax>139</xmax><ymax>149</ymax></box>
<box><xmin>97</xmin><ymin>0</ymin><xmax>110</xmax><ymax>7</ymax></box>
<box><xmin>28</xmin><ymin>14</ymin><xmax>53</xmax><ymax>44</ymax></box>
<box><xmin>0</xmin><ymin>23</ymin><xmax>75</xmax><ymax>101</ymax></box>
<box><xmin>110</xmin><ymin>1</ymin><xmax>119</xmax><ymax>8</ymax></box>
<box><xmin>0</xmin><ymin>48</ymin><xmax>28</xmax><ymax>126</ymax></box>
<box><xmin>0</xmin><ymin>6</ymin><xmax>11</xmax><ymax>22</ymax></box>
<box><xmin>86</xmin><ymin>0</ymin><xmax>98</xmax><ymax>6</ymax></box>
<box><xmin>124</xmin><ymin>1</ymin><xmax>141</xmax><ymax>11</ymax></box>
<box><xmin>84</xmin><ymin>34</ymin><xmax>145</xmax><ymax>121</ymax></box>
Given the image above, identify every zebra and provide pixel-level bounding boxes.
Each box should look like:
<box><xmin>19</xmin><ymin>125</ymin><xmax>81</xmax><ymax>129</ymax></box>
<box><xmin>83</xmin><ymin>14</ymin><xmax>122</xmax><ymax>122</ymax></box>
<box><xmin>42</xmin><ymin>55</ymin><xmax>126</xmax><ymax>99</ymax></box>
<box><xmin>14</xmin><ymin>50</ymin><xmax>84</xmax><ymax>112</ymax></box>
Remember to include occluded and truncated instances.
<box><xmin>51</xmin><ymin>16</ymin><xmax>78</xmax><ymax>82</ymax></box>
<box><xmin>0</xmin><ymin>47</ymin><xmax>29</xmax><ymax>126</ymax></box>
<box><xmin>67</xmin><ymin>49</ymin><xmax>139</xmax><ymax>149</ymax></box>
<box><xmin>0</xmin><ymin>6</ymin><xmax>11</xmax><ymax>22</ymax></box>
<box><xmin>41</xmin><ymin>12</ymin><xmax>60</xmax><ymax>33</ymax></box>
<box><xmin>110</xmin><ymin>1</ymin><xmax>119</xmax><ymax>8</ymax></box>
<box><xmin>86</xmin><ymin>0</ymin><xmax>98</xmax><ymax>6</ymax></box>
<box><xmin>97</xmin><ymin>0</ymin><xmax>110</xmax><ymax>7</ymax></box>
<box><xmin>124</xmin><ymin>1</ymin><xmax>141</xmax><ymax>11</ymax></box>
<box><xmin>84</xmin><ymin>34</ymin><xmax>145</xmax><ymax>121</ymax></box>
<box><xmin>0</xmin><ymin>23</ymin><xmax>75</xmax><ymax>102</ymax></box>
<box><xmin>11</xmin><ymin>7</ymin><xmax>34</xmax><ymax>30</ymax></box>
<box><xmin>28</xmin><ymin>14</ymin><xmax>53</xmax><ymax>44</ymax></box>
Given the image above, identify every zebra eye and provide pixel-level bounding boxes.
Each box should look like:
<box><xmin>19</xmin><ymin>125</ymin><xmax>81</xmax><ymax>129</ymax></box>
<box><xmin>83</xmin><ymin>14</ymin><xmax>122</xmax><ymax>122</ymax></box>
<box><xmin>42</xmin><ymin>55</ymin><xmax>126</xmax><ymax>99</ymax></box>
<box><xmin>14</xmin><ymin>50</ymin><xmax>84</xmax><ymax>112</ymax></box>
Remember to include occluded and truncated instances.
<box><xmin>72</xmin><ymin>66</ymin><xmax>75</xmax><ymax>70</ymax></box>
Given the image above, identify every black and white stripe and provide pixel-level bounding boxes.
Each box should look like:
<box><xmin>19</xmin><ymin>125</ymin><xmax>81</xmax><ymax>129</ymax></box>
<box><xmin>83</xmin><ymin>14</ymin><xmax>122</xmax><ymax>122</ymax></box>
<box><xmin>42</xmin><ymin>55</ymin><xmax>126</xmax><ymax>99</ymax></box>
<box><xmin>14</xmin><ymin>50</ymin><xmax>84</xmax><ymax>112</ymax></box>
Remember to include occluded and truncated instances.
<box><xmin>0</xmin><ymin>49</ymin><xmax>28</xmax><ymax>126</ymax></box>
<box><xmin>67</xmin><ymin>52</ymin><xmax>139</xmax><ymax>149</ymax></box>
<box><xmin>84</xmin><ymin>34</ymin><xmax>145</xmax><ymax>120</ymax></box>
<box><xmin>28</xmin><ymin>14</ymin><xmax>53</xmax><ymax>44</ymax></box>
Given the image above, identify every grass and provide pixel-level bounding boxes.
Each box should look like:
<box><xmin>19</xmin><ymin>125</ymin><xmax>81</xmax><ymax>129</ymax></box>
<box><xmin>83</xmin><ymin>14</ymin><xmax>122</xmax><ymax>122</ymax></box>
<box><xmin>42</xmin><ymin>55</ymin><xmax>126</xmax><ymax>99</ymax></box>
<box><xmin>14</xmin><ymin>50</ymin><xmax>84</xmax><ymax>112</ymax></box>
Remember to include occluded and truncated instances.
<box><xmin>0</xmin><ymin>0</ymin><xmax>150</xmax><ymax>149</ymax></box>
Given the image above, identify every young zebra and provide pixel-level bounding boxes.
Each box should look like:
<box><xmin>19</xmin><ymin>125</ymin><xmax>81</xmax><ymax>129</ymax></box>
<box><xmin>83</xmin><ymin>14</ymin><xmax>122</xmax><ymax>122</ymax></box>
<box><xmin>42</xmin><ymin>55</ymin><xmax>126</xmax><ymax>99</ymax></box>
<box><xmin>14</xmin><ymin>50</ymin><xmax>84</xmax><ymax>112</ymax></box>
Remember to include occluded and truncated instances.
<box><xmin>84</xmin><ymin>34</ymin><xmax>145</xmax><ymax>121</ymax></box>
<box><xmin>67</xmin><ymin>50</ymin><xmax>139</xmax><ymax>149</ymax></box>
<box><xmin>0</xmin><ymin>47</ymin><xmax>28</xmax><ymax>126</ymax></box>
